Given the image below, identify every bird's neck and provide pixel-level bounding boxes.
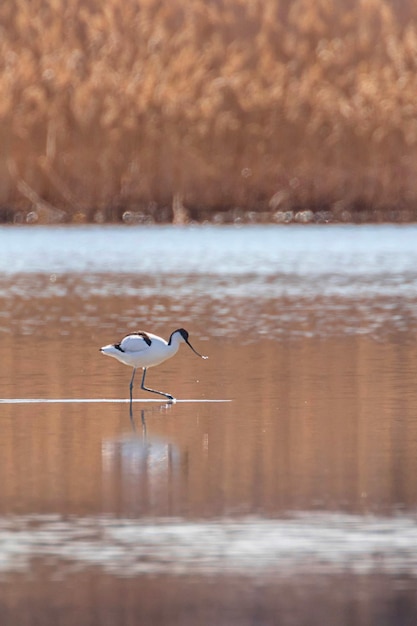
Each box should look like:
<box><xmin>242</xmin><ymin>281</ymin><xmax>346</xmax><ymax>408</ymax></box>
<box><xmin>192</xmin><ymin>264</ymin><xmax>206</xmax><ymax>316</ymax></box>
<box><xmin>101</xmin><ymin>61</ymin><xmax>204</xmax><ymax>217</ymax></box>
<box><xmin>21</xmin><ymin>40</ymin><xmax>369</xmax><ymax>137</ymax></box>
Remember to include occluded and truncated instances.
<box><xmin>168</xmin><ymin>332</ymin><xmax>182</xmax><ymax>348</ymax></box>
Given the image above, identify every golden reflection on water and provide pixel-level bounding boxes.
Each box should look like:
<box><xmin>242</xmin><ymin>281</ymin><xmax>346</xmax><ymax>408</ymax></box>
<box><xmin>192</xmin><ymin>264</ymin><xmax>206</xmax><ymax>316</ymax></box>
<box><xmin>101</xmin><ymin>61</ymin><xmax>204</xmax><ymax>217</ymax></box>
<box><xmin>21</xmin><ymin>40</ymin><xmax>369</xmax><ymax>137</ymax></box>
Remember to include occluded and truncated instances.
<box><xmin>1</xmin><ymin>327</ymin><xmax>417</xmax><ymax>518</ymax></box>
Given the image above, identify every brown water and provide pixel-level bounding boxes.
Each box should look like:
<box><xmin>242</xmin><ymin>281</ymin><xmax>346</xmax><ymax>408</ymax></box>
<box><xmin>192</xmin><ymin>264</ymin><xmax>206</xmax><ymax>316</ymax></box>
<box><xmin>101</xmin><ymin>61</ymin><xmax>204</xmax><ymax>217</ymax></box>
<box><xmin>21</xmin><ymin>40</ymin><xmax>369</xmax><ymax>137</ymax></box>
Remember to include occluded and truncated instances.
<box><xmin>1</xmin><ymin>225</ymin><xmax>417</xmax><ymax>625</ymax></box>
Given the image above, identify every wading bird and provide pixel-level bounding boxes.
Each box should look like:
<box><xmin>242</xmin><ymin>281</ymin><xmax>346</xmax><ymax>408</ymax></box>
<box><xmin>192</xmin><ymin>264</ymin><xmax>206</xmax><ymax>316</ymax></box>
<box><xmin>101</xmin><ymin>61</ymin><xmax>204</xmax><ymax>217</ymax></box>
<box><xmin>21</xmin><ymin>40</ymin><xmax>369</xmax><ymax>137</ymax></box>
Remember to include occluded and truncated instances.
<box><xmin>100</xmin><ymin>328</ymin><xmax>208</xmax><ymax>411</ymax></box>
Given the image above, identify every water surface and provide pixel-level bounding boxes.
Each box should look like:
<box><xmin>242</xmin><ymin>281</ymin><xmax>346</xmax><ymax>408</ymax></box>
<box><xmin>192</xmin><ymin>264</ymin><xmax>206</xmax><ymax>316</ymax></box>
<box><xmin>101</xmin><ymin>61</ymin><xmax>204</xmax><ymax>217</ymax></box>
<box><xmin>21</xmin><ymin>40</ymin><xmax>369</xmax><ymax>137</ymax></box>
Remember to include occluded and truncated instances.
<box><xmin>1</xmin><ymin>224</ymin><xmax>417</xmax><ymax>625</ymax></box>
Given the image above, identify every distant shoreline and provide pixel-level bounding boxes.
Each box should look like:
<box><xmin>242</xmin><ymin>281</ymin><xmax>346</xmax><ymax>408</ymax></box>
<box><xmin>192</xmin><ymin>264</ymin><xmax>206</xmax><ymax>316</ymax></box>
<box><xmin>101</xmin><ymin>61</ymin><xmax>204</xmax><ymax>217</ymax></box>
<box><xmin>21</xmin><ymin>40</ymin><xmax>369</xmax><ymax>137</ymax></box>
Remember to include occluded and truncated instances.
<box><xmin>1</xmin><ymin>204</ymin><xmax>416</xmax><ymax>226</ymax></box>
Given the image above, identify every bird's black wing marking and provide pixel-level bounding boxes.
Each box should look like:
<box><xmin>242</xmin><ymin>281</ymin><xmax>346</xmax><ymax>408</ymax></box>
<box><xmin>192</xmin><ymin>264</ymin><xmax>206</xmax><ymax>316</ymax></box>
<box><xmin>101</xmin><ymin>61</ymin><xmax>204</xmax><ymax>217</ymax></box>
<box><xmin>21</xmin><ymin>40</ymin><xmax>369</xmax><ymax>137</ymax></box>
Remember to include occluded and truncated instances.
<box><xmin>129</xmin><ymin>331</ymin><xmax>152</xmax><ymax>346</ymax></box>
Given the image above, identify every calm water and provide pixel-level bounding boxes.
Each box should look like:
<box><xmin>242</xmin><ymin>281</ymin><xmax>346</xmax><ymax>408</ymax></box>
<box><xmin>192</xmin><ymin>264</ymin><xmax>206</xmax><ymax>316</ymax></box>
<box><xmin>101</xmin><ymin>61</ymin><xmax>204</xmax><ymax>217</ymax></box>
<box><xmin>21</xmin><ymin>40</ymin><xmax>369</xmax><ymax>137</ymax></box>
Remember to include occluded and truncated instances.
<box><xmin>1</xmin><ymin>224</ymin><xmax>417</xmax><ymax>625</ymax></box>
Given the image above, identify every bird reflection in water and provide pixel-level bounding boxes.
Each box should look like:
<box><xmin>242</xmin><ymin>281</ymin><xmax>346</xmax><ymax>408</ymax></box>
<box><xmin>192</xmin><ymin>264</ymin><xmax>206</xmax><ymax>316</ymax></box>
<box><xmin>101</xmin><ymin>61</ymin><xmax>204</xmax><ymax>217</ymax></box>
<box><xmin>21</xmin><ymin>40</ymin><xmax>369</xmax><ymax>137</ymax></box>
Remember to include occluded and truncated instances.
<box><xmin>101</xmin><ymin>404</ymin><xmax>181</xmax><ymax>513</ymax></box>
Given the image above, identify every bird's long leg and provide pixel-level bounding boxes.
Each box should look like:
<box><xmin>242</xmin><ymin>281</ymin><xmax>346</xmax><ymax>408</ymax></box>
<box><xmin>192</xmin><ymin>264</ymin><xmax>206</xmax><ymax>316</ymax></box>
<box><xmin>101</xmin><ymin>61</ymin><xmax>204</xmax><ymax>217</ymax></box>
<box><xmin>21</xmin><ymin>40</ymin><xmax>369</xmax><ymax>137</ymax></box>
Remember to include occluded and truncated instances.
<box><xmin>140</xmin><ymin>368</ymin><xmax>175</xmax><ymax>401</ymax></box>
<box><xmin>129</xmin><ymin>368</ymin><xmax>137</xmax><ymax>417</ymax></box>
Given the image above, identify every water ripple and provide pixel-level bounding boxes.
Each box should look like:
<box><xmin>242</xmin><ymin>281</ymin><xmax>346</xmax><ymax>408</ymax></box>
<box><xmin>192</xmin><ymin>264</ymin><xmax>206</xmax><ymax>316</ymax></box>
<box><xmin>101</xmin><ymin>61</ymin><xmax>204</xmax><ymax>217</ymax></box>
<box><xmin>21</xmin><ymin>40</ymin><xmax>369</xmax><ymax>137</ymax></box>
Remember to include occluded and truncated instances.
<box><xmin>2</xmin><ymin>225</ymin><xmax>417</xmax><ymax>340</ymax></box>
<box><xmin>1</xmin><ymin>513</ymin><xmax>417</xmax><ymax>578</ymax></box>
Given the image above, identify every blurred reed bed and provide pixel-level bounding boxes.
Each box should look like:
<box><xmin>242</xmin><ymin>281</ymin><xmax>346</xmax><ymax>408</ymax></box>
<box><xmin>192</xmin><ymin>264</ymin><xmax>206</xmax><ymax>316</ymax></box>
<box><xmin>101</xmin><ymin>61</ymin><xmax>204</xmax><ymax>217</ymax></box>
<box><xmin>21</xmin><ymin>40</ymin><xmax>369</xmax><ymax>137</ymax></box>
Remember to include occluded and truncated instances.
<box><xmin>1</xmin><ymin>0</ymin><xmax>417</xmax><ymax>223</ymax></box>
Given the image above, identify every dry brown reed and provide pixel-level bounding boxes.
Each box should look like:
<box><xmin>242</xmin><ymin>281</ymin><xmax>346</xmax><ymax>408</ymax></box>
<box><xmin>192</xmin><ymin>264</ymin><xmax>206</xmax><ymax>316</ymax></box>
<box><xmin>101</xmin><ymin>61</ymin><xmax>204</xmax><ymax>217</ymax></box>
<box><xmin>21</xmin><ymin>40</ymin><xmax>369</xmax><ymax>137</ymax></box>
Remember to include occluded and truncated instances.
<box><xmin>1</xmin><ymin>0</ymin><xmax>417</xmax><ymax>223</ymax></box>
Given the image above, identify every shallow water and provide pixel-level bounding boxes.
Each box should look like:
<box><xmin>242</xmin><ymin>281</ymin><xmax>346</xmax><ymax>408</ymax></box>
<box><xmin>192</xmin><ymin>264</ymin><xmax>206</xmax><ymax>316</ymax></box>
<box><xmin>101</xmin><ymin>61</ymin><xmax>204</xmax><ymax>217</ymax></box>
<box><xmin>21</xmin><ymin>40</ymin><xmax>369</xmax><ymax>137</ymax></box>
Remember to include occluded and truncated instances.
<box><xmin>1</xmin><ymin>225</ymin><xmax>417</xmax><ymax>624</ymax></box>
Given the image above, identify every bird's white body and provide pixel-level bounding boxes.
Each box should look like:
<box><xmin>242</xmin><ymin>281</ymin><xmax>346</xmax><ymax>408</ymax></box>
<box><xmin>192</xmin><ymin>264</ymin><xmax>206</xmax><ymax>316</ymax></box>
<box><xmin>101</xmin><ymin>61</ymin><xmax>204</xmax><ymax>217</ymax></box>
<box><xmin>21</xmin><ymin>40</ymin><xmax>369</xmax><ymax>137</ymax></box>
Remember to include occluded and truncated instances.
<box><xmin>100</xmin><ymin>328</ymin><xmax>207</xmax><ymax>407</ymax></box>
<box><xmin>100</xmin><ymin>331</ymin><xmax>182</xmax><ymax>369</ymax></box>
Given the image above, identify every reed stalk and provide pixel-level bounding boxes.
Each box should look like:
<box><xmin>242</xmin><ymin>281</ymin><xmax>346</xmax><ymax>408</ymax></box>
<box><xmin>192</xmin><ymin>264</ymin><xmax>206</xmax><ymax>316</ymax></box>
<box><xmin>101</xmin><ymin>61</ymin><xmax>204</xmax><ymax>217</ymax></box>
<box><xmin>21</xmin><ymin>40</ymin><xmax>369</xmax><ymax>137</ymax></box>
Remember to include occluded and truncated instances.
<box><xmin>1</xmin><ymin>0</ymin><xmax>417</xmax><ymax>223</ymax></box>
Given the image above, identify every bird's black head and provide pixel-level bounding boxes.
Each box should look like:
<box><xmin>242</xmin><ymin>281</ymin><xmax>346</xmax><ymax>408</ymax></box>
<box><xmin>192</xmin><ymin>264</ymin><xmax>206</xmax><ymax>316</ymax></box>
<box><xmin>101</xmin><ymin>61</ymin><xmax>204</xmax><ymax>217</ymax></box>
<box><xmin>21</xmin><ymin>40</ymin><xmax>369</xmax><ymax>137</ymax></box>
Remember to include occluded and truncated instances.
<box><xmin>171</xmin><ymin>328</ymin><xmax>208</xmax><ymax>359</ymax></box>
<box><xmin>168</xmin><ymin>328</ymin><xmax>189</xmax><ymax>345</ymax></box>
<box><xmin>177</xmin><ymin>328</ymin><xmax>189</xmax><ymax>341</ymax></box>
